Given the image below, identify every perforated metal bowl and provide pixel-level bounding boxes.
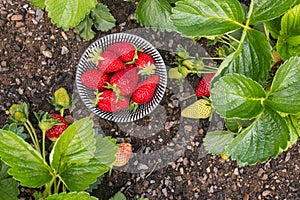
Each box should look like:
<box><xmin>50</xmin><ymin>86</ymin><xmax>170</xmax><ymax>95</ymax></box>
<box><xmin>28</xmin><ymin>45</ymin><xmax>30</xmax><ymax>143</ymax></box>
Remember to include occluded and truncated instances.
<box><xmin>76</xmin><ymin>33</ymin><xmax>167</xmax><ymax>122</ymax></box>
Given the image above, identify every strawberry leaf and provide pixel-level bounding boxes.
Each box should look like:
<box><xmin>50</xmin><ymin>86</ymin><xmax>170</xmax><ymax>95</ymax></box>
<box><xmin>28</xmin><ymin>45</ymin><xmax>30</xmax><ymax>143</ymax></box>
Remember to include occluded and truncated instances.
<box><xmin>77</xmin><ymin>16</ymin><xmax>95</xmax><ymax>41</ymax></box>
<box><xmin>109</xmin><ymin>192</ymin><xmax>126</xmax><ymax>200</ymax></box>
<box><xmin>225</xmin><ymin>107</ymin><xmax>290</xmax><ymax>166</ymax></box>
<box><xmin>0</xmin><ymin>178</ymin><xmax>20</xmax><ymax>200</ymax></box>
<box><xmin>213</xmin><ymin>29</ymin><xmax>272</xmax><ymax>85</ymax></box>
<box><xmin>211</xmin><ymin>73</ymin><xmax>266</xmax><ymax>119</ymax></box>
<box><xmin>0</xmin><ymin>160</ymin><xmax>20</xmax><ymax>200</ymax></box>
<box><xmin>136</xmin><ymin>0</ymin><xmax>175</xmax><ymax>31</ymax></box>
<box><xmin>45</xmin><ymin>0</ymin><xmax>97</xmax><ymax>30</ymax></box>
<box><xmin>30</xmin><ymin>0</ymin><xmax>45</xmax><ymax>8</ymax></box>
<box><xmin>0</xmin><ymin>130</ymin><xmax>52</xmax><ymax>188</ymax></box>
<box><xmin>249</xmin><ymin>0</ymin><xmax>297</xmax><ymax>25</ymax></box>
<box><xmin>277</xmin><ymin>4</ymin><xmax>300</xmax><ymax>60</ymax></box>
<box><xmin>171</xmin><ymin>0</ymin><xmax>244</xmax><ymax>36</ymax></box>
<box><xmin>94</xmin><ymin>135</ymin><xmax>118</xmax><ymax>166</ymax></box>
<box><xmin>46</xmin><ymin>191</ymin><xmax>97</xmax><ymax>200</ymax></box>
<box><xmin>266</xmin><ymin>56</ymin><xmax>300</xmax><ymax>114</ymax></box>
<box><xmin>203</xmin><ymin>131</ymin><xmax>236</xmax><ymax>155</ymax></box>
<box><xmin>50</xmin><ymin>117</ymin><xmax>96</xmax><ymax>173</ymax></box>
<box><xmin>91</xmin><ymin>3</ymin><xmax>116</xmax><ymax>32</ymax></box>
<box><xmin>58</xmin><ymin>158</ymin><xmax>109</xmax><ymax>191</ymax></box>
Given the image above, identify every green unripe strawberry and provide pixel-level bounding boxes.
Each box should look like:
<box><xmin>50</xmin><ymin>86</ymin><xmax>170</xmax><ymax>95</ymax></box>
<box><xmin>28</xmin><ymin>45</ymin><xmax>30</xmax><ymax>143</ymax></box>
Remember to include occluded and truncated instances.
<box><xmin>181</xmin><ymin>99</ymin><xmax>212</xmax><ymax>119</ymax></box>
<box><xmin>9</xmin><ymin>103</ymin><xmax>29</xmax><ymax>123</ymax></box>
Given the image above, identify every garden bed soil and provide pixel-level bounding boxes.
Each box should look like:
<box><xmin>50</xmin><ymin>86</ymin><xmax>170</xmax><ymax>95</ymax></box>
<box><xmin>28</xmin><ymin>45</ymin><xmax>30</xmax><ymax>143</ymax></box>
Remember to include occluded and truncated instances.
<box><xmin>0</xmin><ymin>0</ymin><xmax>299</xmax><ymax>199</ymax></box>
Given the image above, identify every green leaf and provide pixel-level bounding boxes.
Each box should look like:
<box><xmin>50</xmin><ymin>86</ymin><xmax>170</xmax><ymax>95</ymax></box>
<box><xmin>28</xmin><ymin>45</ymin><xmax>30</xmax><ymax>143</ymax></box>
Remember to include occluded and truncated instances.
<box><xmin>109</xmin><ymin>192</ymin><xmax>126</xmax><ymax>200</ymax></box>
<box><xmin>30</xmin><ymin>0</ymin><xmax>45</xmax><ymax>8</ymax></box>
<box><xmin>0</xmin><ymin>130</ymin><xmax>52</xmax><ymax>188</ymax></box>
<box><xmin>225</xmin><ymin>107</ymin><xmax>290</xmax><ymax>166</ymax></box>
<box><xmin>0</xmin><ymin>178</ymin><xmax>20</xmax><ymax>200</ymax></box>
<box><xmin>211</xmin><ymin>73</ymin><xmax>266</xmax><ymax>119</ymax></box>
<box><xmin>203</xmin><ymin>131</ymin><xmax>236</xmax><ymax>154</ymax></box>
<box><xmin>46</xmin><ymin>191</ymin><xmax>97</xmax><ymax>200</ymax></box>
<box><xmin>58</xmin><ymin>158</ymin><xmax>109</xmax><ymax>191</ymax></box>
<box><xmin>136</xmin><ymin>0</ymin><xmax>175</xmax><ymax>31</ymax></box>
<box><xmin>266</xmin><ymin>56</ymin><xmax>300</xmax><ymax>114</ymax></box>
<box><xmin>0</xmin><ymin>160</ymin><xmax>20</xmax><ymax>199</ymax></box>
<box><xmin>171</xmin><ymin>0</ymin><xmax>244</xmax><ymax>36</ymax></box>
<box><xmin>77</xmin><ymin>16</ymin><xmax>95</xmax><ymax>41</ymax></box>
<box><xmin>264</xmin><ymin>16</ymin><xmax>282</xmax><ymax>39</ymax></box>
<box><xmin>45</xmin><ymin>0</ymin><xmax>97</xmax><ymax>30</ymax></box>
<box><xmin>91</xmin><ymin>3</ymin><xmax>116</xmax><ymax>32</ymax></box>
<box><xmin>216</xmin><ymin>30</ymin><xmax>272</xmax><ymax>84</ymax></box>
<box><xmin>277</xmin><ymin>4</ymin><xmax>300</xmax><ymax>60</ymax></box>
<box><xmin>225</xmin><ymin>118</ymin><xmax>254</xmax><ymax>133</ymax></box>
<box><xmin>281</xmin><ymin>115</ymin><xmax>300</xmax><ymax>152</ymax></box>
<box><xmin>50</xmin><ymin>118</ymin><xmax>96</xmax><ymax>173</ymax></box>
<box><xmin>2</xmin><ymin>123</ymin><xmax>27</xmax><ymax>140</ymax></box>
<box><xmin>250</xmin><ymin>0</ymin><xmax>296</xmax><ymax>24</ymax></box>
<box><xmin>94</xmin><ymin>135</ymin><xmax>118</xmax><ymax>166</ymax></box>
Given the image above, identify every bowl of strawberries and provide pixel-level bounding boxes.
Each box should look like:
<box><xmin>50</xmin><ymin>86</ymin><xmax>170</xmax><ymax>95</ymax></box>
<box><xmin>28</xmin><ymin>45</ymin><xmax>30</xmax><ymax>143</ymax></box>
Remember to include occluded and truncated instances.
<box><xmin>76</xmin><ymin>33</ymin><xmax>167</xmax><ymax>122</ymax></box>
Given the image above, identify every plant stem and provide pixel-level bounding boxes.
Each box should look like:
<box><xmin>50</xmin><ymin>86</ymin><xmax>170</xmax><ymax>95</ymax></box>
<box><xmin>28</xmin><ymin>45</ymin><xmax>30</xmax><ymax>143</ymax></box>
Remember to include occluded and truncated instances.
<box><xmin>225</xmin><ymin>33</ymin><xmax>241</xmax><ymax>44</ymax></box>
<box><xmin>198</xmin><ymin>57</ymin><xmax>225</xmax><ymax>60</ymax></box>
<box><xmin>42</xmin><ymin>130</ymin><xmax>46</xmax><ymax>160</ymax></box>
<box><xmin>43</xmin><ymin>174</ymin><xmax>56</xmax><ymax>197</ymax></box>
<box><xmin>24</xmin><ymin>122</ymin><xmax>41</xmax><ymax>153</ymax></box>
<box><xmin>60</xmin><ymin>108</ymin><xmax>64</xmax><ymax>117</ymax></box>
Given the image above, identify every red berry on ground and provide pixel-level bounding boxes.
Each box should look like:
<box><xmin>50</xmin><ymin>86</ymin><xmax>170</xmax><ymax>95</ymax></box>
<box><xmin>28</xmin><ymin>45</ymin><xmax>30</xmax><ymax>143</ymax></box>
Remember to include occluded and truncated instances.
<box><xmin>45</xmin><ymin>114</ymin><xmax>68</xmax><ymax>142</ymax></box>
<box><xmin>81</xmin><ymin>69</ymin><xmax>110</xmax><ymax>91</ymax></box>
<box><xmin>195</xmin><ymin>73</ymin><xmax>215</xmax><ymax>97</ymax></box>
<box><xmin>112</xmin><ymin>142</ymin><xmax>132</xmax><ymax>167</ymax></box>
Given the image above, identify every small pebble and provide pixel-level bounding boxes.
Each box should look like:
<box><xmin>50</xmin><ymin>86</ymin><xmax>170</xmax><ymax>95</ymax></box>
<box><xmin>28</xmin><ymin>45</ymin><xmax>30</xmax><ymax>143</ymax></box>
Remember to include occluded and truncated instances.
<box><xmin>42</xmin><ymin>50</ymin><xmax>52</xmax><ymax>58</ymax></box>
<box><xmin>11</xmin><ymin>14</ymin><xmax>22</xmax><ymax>21</ymax></box>
<box><xmin>262</xmin><ymin>190</ymin><xmax>271</xmax><ymax>196</ymax></box>
<box><xmin>61</xmin><ymin>46</ymin><xmax>69</xmax><ymax>55</ymax></box>
<box><xmin>61</xmin><ymin>31</ymin><xmax>68</xmax><ymax>40</ymax></box>
<box><xmin>162</xmin><ymin>188</ymin><xmax>168</xmax><ymax>197</ymax></box>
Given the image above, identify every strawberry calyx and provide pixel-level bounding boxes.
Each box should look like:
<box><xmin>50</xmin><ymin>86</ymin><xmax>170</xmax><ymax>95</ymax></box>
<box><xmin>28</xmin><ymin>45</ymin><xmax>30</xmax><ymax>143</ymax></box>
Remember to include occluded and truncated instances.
<box><xmin>88</xmin><ymin>47</ymin><xmax>103</xmax><ymax>65</ymax></box>
<box><xmin>128</xmin><ymin>101</ymin><xmax>139</xmax><ymax>112</ymax></box>
<box><xmin>137</xmin><ymin>62</ymin><xmax>156</xmax><ymax>75</ymax></box>
<box><xmin>35</xmin><ymin>112</ymin><xmax>64</xmax><ymax>133</ymax></box>
<box><xmin>104</xmin><ymin>83</ymin><xmax>124</xmax><ymax>101</ymax></box>
<box><xmin>125</xmin><ymin>48</ymin><xmax>139</xmax><ymax>65</ymax></box>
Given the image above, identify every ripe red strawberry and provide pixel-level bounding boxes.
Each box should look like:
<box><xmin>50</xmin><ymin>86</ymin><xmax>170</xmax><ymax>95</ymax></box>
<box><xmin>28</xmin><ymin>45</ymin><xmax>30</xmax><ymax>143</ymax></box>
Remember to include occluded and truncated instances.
<box><xmin>45</xmin><ymin>114</ymin><xmax>68</xmax><ymax>142</ymax></box>
<box><xmin>112</xmin><ymin>142</ymin><xmax>132</xmax><ymax>167</ymax></box>
<box><xmin>135</xmin><ymin>52</ymin><xmax>156</xmax><ymax>75</ymax></box>
<box><xmin>106</xmin><ymin>42</ymin><xmax>137</xmax><ymax>63</ymax></box>
<box><xmin>125</xmin><ymin>63</ymin><xmax>136</xmax><ymax>70</ymax></box>
<box><xmin>131</xmin><ymin>74</ymin><xmax>160</xmax><ymax>104</ymax></box>
<box><xmin>195</xmin><ymin>73</ymin><xmax>215</xmax><ymax>97</ymax></box>
<box><xmin>80</xmin><ymin>69</ymin><xmax>110</xmax><ymax>91</ymax></box>
<box><xmin>108</xmin><ymin>68</ymin><xmax>139</xmax><ymax>96</ymax></box>
<box><xmin>97</xmin><ymin>51</ymin><xmax>125</xmax><ymax>73</ymax></box>
<box><xmin>96</xmin><ymin>90</ymin><xmax>129</xmax><ymax>112</ymax></box>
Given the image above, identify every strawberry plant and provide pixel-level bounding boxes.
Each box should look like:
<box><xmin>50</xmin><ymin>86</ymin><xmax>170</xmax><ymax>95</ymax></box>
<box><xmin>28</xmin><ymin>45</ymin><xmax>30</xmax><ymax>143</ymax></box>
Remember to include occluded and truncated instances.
<box><xmin>29</xmin><ymin>0</ymin><xmax>116</xmax><ymax>40</ymax></box>
<box><xmin>133</xmin><ymin>0</ymin><xmax>300</xmax><ymax>166</ymax></box>
<box><xmin>165</xmin><ymin>0</ymin><xmax>300</xmax><ymax>166</ymax></box>
<box><xmin>0</xmin><ymin>88</ymin><xmax>120</xmax><ymax>198</ymax></box>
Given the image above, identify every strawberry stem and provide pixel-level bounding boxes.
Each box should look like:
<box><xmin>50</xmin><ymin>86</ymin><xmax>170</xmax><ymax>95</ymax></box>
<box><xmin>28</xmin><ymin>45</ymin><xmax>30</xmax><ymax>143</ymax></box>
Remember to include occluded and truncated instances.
<box><xmin>42</xmin><ymin>130</ymin><xmax>46</xmax><ymax>160</ymax></box>
<box><xmin>24</xmin><ymin>120</ymin><xmax>41</xmax><ymax>154</ymax></box>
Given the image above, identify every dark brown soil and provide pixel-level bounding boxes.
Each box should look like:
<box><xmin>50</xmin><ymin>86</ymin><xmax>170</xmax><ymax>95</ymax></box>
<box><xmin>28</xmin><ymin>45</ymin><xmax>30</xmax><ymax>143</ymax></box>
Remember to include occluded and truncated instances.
<box><xmin>0</xmin><ymin>0</ymin><xmax>299</xmax><ymax>200</ymax></box>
